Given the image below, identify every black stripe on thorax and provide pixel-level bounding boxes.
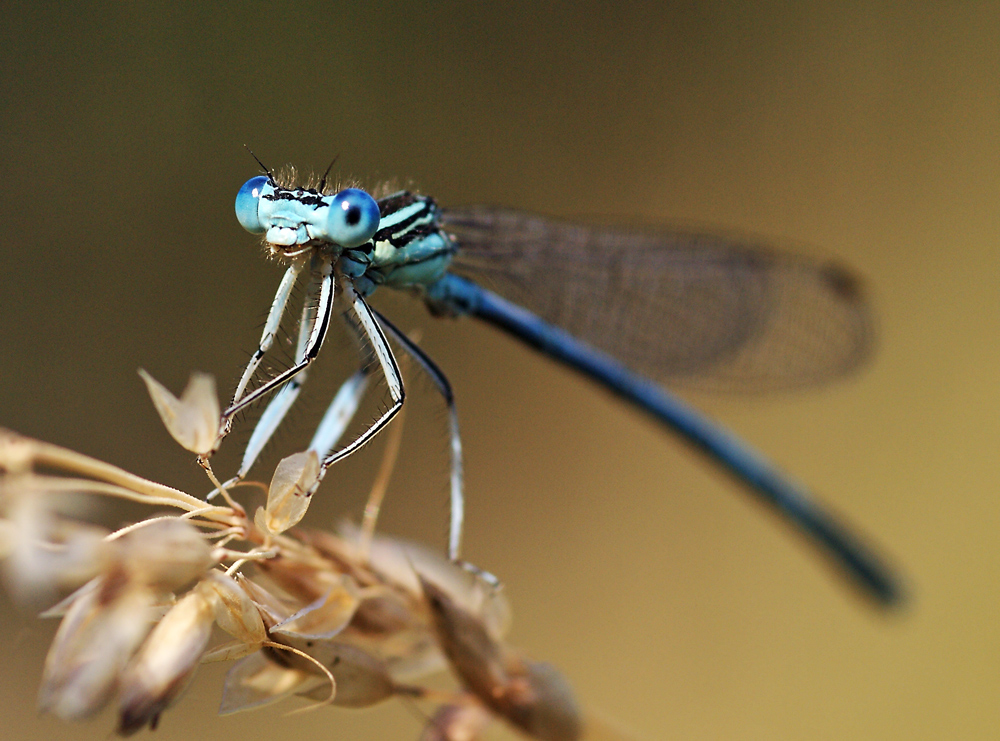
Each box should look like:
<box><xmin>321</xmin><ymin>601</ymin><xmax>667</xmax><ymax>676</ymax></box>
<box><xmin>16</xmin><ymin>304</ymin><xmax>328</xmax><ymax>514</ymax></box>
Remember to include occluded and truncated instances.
<box><xmin>374</xmin><ymin>192</ymin><xmax>440</xmax><ymax>248</ymax></box>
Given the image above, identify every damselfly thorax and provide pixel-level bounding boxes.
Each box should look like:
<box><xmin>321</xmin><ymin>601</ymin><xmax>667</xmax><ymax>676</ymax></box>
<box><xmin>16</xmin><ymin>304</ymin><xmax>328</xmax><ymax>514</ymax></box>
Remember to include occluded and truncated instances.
<box><xmin>241</xmin><ymin>177</ymin><xmax>458</xmax><ymax>296</ymax></box>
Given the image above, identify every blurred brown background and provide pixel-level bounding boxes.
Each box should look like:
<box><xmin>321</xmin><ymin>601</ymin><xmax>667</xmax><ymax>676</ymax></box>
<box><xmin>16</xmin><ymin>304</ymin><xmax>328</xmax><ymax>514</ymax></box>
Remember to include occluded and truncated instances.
<box><xmin>1</xmin><ymin>3</ymin><xmax>997</xmax><ymax>739</ymax></box>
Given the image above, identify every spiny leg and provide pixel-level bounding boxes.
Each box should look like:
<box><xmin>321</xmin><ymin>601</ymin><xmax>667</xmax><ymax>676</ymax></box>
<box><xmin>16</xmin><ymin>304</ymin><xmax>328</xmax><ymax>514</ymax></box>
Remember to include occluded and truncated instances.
<box><xmin>303</xmin><ymin>297</ymin><xmax>400</xmax><ymax>461</ymax></box>
<box><xmin>357</xmin><ymin>373</ymin><xmax>406</xmax><ymax>558</ymax></box>
<box><xmin>212</xmin><ymin>341</ymin><xmax>371</xmax><ymax>500</ymax></box>
<box><xmin>308</xmin><ymin>276</ymin><xmax>405</xmax><ymax>490</ymax></box>
<box><xmin>200</xmin><ymin>257</ymin><xmax>334</xmax><ymax>491</ymax></box>
<box><xmin>373</xmin><ymin>310</ymin><xmax>465</xmax><ymax>562</ymax></box>
<box><xmin>306</xmin><ymin>368</ymin><xmax>369</xmax><ymax>460</ymax></box>
<box><xmin>220</xmin><ymin>258</ymin><xmax>334</xmax><ymax>421</ymax></box>
<box><xmin>298</xmin><ymin>353</ymin><xmax>393</xmax><ymax>558</ymax></box>
<box><xmin>207</xmin><ymin>269</ymin><xmax>331</xmax><ymax>502</ymax></box>
<box><xmin>204</xmin><ymin>261</ymin><xmax>305</xmax><ymax>465</ymax></box>
<box><xmin>295</xmin><ymin>308</ymin><xmax>399</xmax><ymax>547</ymax></box>
<box><xmin>232</xmin><ymin>261</ymin><xmax>305</xmax><ymax>406</ymax></box>
<box><xmin>337</xmin><ymin>317</ymin><xmax>412</xmax><ymax>555</ymax></box>
<box><xmin>373</xmin><ymin>311</ymin><xmax>496</xmax><ymax>585</ymax></box>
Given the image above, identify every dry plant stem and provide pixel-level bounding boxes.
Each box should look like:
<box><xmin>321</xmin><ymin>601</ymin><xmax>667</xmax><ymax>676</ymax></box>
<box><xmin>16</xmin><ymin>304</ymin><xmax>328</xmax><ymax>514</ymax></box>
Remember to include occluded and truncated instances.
<box><xmin>222</xmin><ymin>549</ymin><xmax>280</xmax><ymax>575</ymax></box>
<box><xmin>108</xmin><ymin>515</ymin><xmax>214</xmax><ymax>541</ymax></box>
<box><xmin>11</xmin><ymin>476</ymin><xmax>226</xmax><ymax>516</ymax></box>
<box><xmin>0</xmin><ymin>434</ymin><xmax>241</xmax><ymax>528</ymax></box>
<box><xmin>261</xmin><ymin>640</ymin><xmax>338</xmax><ymax>712</ymax></box>
<box><xmin>359</xmin><ymin>335</ymin><xmax>415</xmax><ymax>561</ymax></box>
<box><xmin>198</xmin><ymin>458</ymin><xmax>244</xmax><ymax>514</ymax></box>
<box><xmin>0</xmin><ymin>434</ymin><xmax>202</xmax><ymax>508</ymax></box>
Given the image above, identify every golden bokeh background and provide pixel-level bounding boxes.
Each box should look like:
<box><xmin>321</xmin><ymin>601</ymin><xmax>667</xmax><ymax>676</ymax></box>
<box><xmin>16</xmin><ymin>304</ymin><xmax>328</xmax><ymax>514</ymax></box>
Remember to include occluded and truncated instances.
<box><xmin>1</xmin><ymin>4</ymin><xmax>997</xmax><ymax>739</ymax></box>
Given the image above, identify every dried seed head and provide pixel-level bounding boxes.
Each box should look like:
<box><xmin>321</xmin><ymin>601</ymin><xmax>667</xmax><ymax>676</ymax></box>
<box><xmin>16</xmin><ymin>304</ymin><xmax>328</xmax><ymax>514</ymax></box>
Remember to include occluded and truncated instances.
<box><xmin>233</xmin><ymin>573</ymin><xmax>293</xmax><ymax>626</ymax></box>
<box><xmin>220</xmin><ymin>626</ymin><xmax>400</xmax><ymax>712</ymax></box>
<box><xmin>138</xmin><ymin>370</ymin><xmax>220</xmax><ymax>455</ymax></box>
<box><xmin>499</xmin><ymin>660</ymin><xmax>583</xmax><ymax>741</ymax></box>
<box><xmin>117</xmin><ymin>585</ymin><xmax>216</xmax><ymax>735</ymax></box>
<box><xmin>38</xmin><ymin>573</ymin><xmax>157</xmax><ymax>721</ymax></box>
<box><xmin>2</xmin><ymin>494</ymin><xmax>110</xmax><ymax>604</ymax></box>
<box><xmin>418</xmin><ymin>575</ymin><xmax>510</xmax><ymax>704</ymax></box>
<box><xmin>203</xmin><ymin>571</ymin><xmax>267</xmax><ymax>647</ymax></box>
<box><xmin>240</xmin><ymin>559</ymin><xmax>362</xmax><ymax>641</ymax></box>
<box><xmin>310</xmin><ymin>524</ymin><xmax>512</xmax><ymax>638</ymax></box>
<box><xmin>115</xmin><ymin>518</ymin><xmax>216</xmax><ymax>591</ymax></box>
<box><xmin>270</xmin><ymin>576</ymin><xmax>360</xmax><ymax>640</ymax></box>
<box><xmin>287</xmin><ymin>641</ymin><xmax>398</xmax><ymax>708</ymax></box>
<box><xmin>273</xmin><ymin>528</ymin><xmax>512</xmax><ymax>684</ymax></box>
<box><xmin>420</xmin><ymin>575</ymin><xmax>583</xmax><ymax>741</ymax></box>
<box><xmin>218</xmin><ymin>650</ymin><xmax>311</xmax><ymax>715</ymax></box>
<box><xmin>256</xmin><ymin>450</ymin><xmax>321</xmax><ymax>536</ymax></box>
<box><xmin>0</xmin><ymin>422</ymin><xmax>581</xmax><ymax>739</ymax></box>
<box><xmin>219</xmin><ymin>531</ymin><xmax>513</xmax><ymax>717</ymax></box>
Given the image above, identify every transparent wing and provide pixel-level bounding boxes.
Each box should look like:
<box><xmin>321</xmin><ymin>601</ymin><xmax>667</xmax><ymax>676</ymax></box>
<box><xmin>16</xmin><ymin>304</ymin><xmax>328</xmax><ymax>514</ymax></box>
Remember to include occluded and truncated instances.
<box><xmin>442</xmin><ymin>206</ymin><xmax>875</xmax><ymax>392</ymax></box>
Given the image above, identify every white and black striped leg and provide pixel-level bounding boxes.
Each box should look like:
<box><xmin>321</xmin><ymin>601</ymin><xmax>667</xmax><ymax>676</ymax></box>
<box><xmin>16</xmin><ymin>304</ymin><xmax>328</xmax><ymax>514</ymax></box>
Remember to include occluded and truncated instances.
<box><xmin>215</xmin><ymin>259</ymin><xmax>335</xmax><ymax>448</ymax></box>
<box><xmin>297</xmin><ymin>313</ymin><xmax>388</xmax><ymax>499</ymax></box>
<box><xmin>373</xmin><ymin>309</ymin><xmax>466</xmax><ymax>563</ymax></box>
<box><xmin>310</xmin><ymin>276</ymin><xmax>404</xmax><ymax>484</ymax></box>
<box><xmin>207</xmin><ymin>261</ymin><xmax>305</xmax><ymax>463</ymax></box>
<box><xmin>231</xmin><ymin>261</ymin><xmax>305</xmax><ymax>406</ymax></box>
<box><xmin>307</xmin><ymin>368</ymin><xmax>369</xmax><ymax>459</ymax></box>
<box><xmin>214</xmin><ymin>369</ymin><xmax>369</xmax><ymax>501</ymax></box>
<box><xmin>205</xmin><ymin>261</ymin><xmax>335</xmax><ymax>499</ymax></box>
<box><xmin>231</xmin><ymin>282</ymin><xmax>326</xmax><ymax>478</ymax></box>
<box><xmin>232</xmin><ymin>367</ymin><xmax>369</xmax><ymax>500</ymax></box>
<box><xmin>207</xmin><ymin>356</ymin><xmax>309</xmax><ymax>500</ymax></box>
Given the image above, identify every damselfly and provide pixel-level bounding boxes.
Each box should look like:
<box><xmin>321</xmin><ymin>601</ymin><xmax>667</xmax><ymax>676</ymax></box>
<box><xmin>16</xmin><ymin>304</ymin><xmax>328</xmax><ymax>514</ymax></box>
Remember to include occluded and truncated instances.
<box><xmin>206</xmin><ymin>162</ymin><xmax>901</xmax><ymax>606</ymax></box>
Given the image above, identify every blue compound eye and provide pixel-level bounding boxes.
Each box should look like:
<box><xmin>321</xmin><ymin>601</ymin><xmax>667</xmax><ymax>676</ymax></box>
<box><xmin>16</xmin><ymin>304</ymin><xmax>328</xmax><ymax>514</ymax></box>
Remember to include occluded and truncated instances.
<box><xmin>326</xmin><ymin>188</ymin><xmax>379</xmax><ymax>248</ymax></box>
<box><xmin>235</xmin><ymin>176</ymin><xmax>270</xmax><ymax>234</ymax></box>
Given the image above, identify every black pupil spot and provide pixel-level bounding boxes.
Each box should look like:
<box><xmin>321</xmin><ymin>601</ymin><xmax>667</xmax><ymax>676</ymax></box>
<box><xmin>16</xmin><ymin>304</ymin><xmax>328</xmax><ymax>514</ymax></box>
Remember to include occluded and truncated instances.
<box><xmin>346</xmin><ymin>206</ymin><xmax>361</xmax><ymax>226</ymax></box>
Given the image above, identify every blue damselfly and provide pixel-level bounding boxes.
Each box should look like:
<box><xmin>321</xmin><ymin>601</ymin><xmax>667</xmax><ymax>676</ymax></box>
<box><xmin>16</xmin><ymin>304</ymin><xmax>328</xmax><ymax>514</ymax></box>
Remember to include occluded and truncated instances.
<box><xmin>205</xmin><ymin>163</ymin><xmax>900</xmax><ymax>606</ymax></box>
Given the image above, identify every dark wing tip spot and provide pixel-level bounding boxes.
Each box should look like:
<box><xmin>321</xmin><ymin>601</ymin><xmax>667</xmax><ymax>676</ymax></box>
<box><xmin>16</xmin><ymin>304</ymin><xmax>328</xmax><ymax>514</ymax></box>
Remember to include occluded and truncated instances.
<box><xmin>820</xmin><ymin>261</ymin><xmax>866</xmax><ymax>304</ymax></box>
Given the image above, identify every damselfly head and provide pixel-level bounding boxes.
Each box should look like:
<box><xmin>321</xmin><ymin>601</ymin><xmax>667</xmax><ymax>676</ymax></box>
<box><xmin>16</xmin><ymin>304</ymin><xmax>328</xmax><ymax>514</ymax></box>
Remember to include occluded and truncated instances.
<box><xmin>235</xmin><ymin>175</ymin><xmax>380</xmax><ymax>252</ymax></box>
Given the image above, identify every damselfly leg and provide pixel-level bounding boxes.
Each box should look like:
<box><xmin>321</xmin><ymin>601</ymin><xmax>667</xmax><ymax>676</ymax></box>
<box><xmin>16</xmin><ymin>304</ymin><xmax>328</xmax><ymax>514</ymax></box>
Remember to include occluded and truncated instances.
<box><xmin>374</xmin><ymin>310</ymin><xmax>466</xmax><ymax>562</ymax></box>
<box><xmin>203</xmin><ymin>257</ymin><xmax>468</xmax><ymax>564</ymax></box>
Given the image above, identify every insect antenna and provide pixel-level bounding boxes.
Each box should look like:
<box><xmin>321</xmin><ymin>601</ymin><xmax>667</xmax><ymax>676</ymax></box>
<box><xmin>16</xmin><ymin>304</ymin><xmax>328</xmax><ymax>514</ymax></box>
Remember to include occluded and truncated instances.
<box><xmin>317</xmin><ymin>155</ymin><xmax>340</xmax><ymax>193</ymax></box>
<box><xmin>244</xmin><ymin>145</ymin><xmax>277</xmax><ymax>185</ymax></box>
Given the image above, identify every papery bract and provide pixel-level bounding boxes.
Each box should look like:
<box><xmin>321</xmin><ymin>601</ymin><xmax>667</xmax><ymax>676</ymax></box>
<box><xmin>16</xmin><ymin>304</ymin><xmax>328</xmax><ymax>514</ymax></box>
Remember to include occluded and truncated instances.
<box><xmin>256</xmin><ymin>450</ymin><xmax>321</xmax><ymax>535</ymax></box>
<box><xmin>138</xmin><ymin>370</ymin><xmax>220</xmax><ymax>455</ymax></box>
<box><xmin>117</xmin><ymin>518</ymin><xmax>217</xmax><ymax>591</ymax></box>
<box><xmin>420</xmin><ymin>575</ymin><xmax>582</xmax><ymax>741</ymax></box>
<box><xmin>2</xmin><ymin>495</ymin><xmax>109</xmax><ymax>604</ymax></box>
<box><xmin>118</xmin><ymin>586</ymin><xmax>216</xmax><ymax>735</ymax></box>
<box><xmin>38</xmin><ymin>573</ymin><xmax>157</xmax><ymax>720</ymax></box>
<box><xmin>284</xmin><ymin>640</ymin><xmax>399</xmax><ymax>708</ymax></box>
<box><xmin>203</xmin><ymin>570</ymin><xmax>267</xmax><ymax>647</ymax></box>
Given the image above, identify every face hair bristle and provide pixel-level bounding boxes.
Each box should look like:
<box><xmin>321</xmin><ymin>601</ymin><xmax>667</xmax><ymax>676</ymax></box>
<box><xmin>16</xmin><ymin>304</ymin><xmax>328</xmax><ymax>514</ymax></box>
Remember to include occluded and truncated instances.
<box><xmin>369</xmin><ymin>179</ymin><xmax>402</xmax><ymax>199</ymax></box>
<box><xmin>272</xmin><ymin>164</ymin><xmax>367</xmax><ymax>196</ymax></box>
<box><xmin>274</xmin><ymin>165</ymin><xmax>300</xmax><ymax>190</ymax></box>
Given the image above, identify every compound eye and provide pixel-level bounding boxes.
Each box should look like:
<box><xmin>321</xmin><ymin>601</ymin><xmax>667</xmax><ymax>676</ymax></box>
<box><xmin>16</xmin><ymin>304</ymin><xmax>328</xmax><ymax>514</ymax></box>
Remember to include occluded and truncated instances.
<box><xmin>326</xmin><ymin>188</ymin><xmax>379</xmax><ymax>248</ymax></box>
<box><xmin>235</xmin><ymin>176</ymin><xmax>270</xmax><ymax>234</ymax></box>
